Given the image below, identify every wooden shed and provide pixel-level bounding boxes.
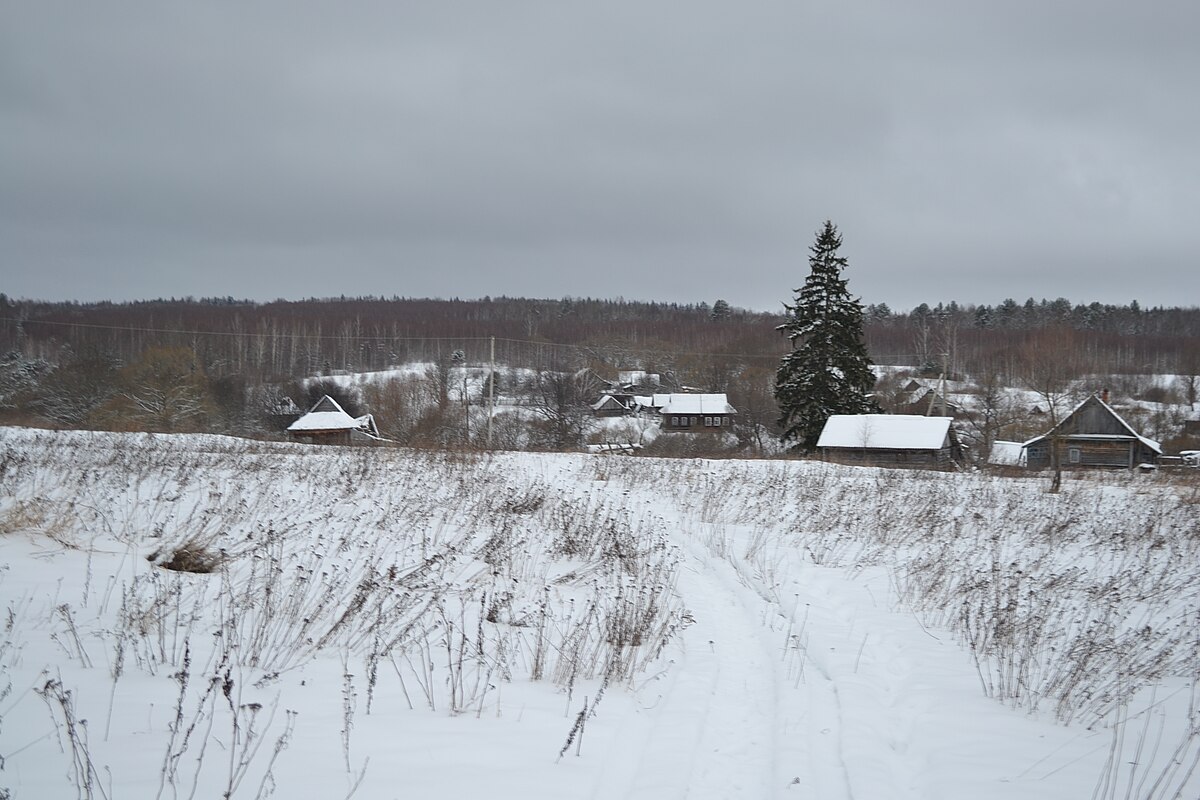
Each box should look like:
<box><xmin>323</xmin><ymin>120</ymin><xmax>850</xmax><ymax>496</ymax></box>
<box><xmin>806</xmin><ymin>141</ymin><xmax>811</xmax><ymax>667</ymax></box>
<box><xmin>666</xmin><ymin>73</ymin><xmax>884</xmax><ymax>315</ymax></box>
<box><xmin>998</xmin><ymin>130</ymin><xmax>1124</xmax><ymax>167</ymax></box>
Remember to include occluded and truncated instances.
<box><xmin>1022</xmin><ymin>394</ymin><xmax>1160</xmax><ymax>470</ymax></box>
<box><xmin>816</xmin><ymin>414</ymin><xmax>961</xmax><ymax>468</ymax></box>
<box><xmin>286</xmin><ymin>395</ymin><xmax>380</xmax><ymax>445</ymax></box>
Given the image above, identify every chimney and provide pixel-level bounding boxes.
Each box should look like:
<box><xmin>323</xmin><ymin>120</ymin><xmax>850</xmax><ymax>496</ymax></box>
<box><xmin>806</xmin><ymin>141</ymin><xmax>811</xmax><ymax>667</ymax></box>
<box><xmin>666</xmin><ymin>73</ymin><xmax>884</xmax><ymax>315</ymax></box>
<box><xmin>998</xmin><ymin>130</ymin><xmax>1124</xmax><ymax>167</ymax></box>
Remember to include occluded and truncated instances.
<box><xmin>1101</xmin><ymin>388</ymin><xmax>1109</xmax><ymax>403</ymax></box>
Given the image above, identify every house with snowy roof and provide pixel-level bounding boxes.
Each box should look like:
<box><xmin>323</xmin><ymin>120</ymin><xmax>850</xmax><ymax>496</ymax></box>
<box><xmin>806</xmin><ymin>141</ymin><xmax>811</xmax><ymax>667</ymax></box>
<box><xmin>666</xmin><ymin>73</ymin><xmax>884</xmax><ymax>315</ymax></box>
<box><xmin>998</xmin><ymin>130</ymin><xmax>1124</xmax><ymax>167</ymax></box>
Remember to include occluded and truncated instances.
<box><xmin>591</xmin><ymin>393</ymin><xmax>635</xmax><ymax>417</ymax></box>
<box><xmin>286</xmin><ymin>395</ymin><xmax>381</xmax><ymax>446</ymax></box>
<box><xmin>653</xmin><ymin>393</ymin><xmax>737</xmax><ymax>432</ymax></box>
<box><xmin>896</xmin><ymin>379</ymin><xmax>965</xmax><ymax>417</ymax></box>
<box><xmin>1022</xmin><ymin>393</ymin><xmax>1160</xmax><ymax>470</ymax></box>
<box><xmin>816</xmin><ymin>414</ymin><xmax>961</xmax><ymax>468</ymax></box>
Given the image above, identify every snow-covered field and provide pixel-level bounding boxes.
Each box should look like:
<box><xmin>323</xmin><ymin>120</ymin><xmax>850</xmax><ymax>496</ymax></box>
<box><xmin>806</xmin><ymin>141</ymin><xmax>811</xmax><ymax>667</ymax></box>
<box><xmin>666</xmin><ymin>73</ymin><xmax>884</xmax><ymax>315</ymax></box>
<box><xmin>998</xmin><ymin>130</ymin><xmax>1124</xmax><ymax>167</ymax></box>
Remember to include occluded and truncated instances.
<box><xmin>2</xmin><ymin>428</ymin><xmax>1198</xmax><ymax>799</ymax></box>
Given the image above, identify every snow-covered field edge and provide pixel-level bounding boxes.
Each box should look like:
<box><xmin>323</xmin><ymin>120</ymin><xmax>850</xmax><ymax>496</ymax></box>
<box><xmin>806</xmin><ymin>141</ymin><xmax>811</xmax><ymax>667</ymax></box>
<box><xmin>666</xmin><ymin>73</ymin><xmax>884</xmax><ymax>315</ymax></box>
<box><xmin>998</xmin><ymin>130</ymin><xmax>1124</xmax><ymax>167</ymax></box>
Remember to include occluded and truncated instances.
<box><xmin>1</xmin><ymin>427</ymin><xmax>1198</xmax><ymax>799</ymax></box>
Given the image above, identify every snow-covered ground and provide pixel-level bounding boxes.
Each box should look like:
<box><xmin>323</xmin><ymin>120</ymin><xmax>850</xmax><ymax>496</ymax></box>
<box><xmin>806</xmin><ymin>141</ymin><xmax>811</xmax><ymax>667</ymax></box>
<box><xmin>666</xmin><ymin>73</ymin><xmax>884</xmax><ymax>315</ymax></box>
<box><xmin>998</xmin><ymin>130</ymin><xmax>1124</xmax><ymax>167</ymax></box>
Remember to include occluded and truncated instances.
<box><xmin>2</xmin><ymin>428</ymin><xmax>1198</xmax><ymax>799</ymax></box>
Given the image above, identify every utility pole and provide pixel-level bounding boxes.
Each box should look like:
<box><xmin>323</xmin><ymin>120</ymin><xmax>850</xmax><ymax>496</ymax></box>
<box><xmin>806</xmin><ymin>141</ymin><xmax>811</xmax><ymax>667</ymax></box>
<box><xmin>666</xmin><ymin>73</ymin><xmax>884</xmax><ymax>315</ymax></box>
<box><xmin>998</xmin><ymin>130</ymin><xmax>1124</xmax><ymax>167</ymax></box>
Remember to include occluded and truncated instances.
<box><xmin>487</xmin><ymin>336</ymin><xmax>495</xmax><ymax>448</ymax></box>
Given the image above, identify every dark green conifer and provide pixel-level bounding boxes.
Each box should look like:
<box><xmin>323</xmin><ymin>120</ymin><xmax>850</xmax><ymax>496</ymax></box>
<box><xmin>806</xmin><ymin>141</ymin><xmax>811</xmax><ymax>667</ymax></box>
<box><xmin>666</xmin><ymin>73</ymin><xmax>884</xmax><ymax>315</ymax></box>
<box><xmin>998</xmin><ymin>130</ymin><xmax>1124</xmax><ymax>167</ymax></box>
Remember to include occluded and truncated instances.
<box><xmin>774</xmin><ymin>221</ymin><xmax>878</xmax><ymax>450</ymax></box>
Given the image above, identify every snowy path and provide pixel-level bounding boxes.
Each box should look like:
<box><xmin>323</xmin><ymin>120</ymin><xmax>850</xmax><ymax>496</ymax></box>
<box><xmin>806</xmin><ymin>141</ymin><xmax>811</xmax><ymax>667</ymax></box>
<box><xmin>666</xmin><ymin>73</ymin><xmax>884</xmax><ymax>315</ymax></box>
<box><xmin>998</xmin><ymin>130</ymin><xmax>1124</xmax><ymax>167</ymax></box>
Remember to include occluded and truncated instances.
<box><xmin>588</xmin><ymin>523</ymin><xmax>942</xmax><ymax>800</ymax></box>
<box><xmin>577</xmin><ymin>502</ymin><xmax>1121</xmax><ymax>800</ymax></box>
<box><xmin>589</xmin><ymin>541</ymin><xmax>783</xmax><ymax>799</ymax></box>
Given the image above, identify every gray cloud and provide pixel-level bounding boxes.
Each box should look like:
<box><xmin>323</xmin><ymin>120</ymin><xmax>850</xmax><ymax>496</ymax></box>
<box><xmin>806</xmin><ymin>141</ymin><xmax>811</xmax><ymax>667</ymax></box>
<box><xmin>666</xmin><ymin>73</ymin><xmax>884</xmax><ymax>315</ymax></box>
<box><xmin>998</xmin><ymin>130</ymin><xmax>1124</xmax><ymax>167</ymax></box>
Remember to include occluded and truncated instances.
<box><xmin>2</xmin><ymin>1</ymin><xmax>1197</xmax><ymax>310</ymax></box>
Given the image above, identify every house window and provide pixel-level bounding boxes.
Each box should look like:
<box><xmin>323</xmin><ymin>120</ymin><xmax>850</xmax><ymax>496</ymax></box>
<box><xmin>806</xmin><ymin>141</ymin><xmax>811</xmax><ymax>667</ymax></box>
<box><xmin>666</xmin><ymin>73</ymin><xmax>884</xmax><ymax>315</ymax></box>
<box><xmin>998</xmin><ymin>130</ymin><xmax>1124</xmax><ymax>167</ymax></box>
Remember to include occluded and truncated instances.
<box><xmin>704</xmin><ymin>416</ymin><xmax>712</xmax><ymax>427</ymax></box>
<box><xmin>713</xmin><ymin>416</ymin><xmax>721</xmax><ymax>427</ymax></box>
<box><xmin>1068</xmin><ymin>447</ymin><xmax>1081</xmax><ymax>464</ymax></box>
<box><xmin>690</xmin><ymin>417</ymin><xmax>697</xmax><ymax>427</ymax></box>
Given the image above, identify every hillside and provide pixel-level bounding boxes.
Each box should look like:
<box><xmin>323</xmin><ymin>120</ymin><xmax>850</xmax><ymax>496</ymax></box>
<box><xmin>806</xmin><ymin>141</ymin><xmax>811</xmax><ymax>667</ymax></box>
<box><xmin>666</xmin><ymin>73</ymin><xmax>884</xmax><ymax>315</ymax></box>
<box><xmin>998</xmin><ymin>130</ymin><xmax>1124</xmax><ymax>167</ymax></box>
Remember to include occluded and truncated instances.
<box><xmin>2</xmin><ymin>428</ymin><xmax>1199</xmax><ymax>798</ymax></box>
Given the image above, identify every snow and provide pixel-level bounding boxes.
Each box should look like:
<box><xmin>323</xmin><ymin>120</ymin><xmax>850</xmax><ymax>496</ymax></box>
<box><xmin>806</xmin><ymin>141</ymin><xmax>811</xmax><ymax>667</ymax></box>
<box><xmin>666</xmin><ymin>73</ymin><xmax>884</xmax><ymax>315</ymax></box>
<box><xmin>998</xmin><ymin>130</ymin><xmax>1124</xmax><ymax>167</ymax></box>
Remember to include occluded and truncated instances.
<box><xmin>287</xmin><ymin>395</ymin><xmax>371</xmax><ymax>432</ymax></box>
<box><xmin>988</xmin><ymin>440</ymin><xmax>1025</xmax><ymax>466</ymax></box>
<box><xmin>2</xmin><ymin>427</ymin><xmax>1198</xmax><ymax>799</ymax></box>
<box><xmin>817</xmin><ymin>414</ymin><xmax>952</xmax><ymax>450</ymax></box>
<box><xmin>287</xmin><ymin>410</ymin><xmax>363</xmax><ymax>431</ymax></box>
<box><xmin>656</xmin><ymin>393</ymin><xmax>736</xmax><ymax>415</ymax></box>
<box><xmin>617</xmin><ymin>370</ymin><xmax>659</xmax><ymax>386</ymax></box>
<box><xmin>591</xmin><ymin>394</ymin><xmax>630</xmax><ymax>412</ymax></box>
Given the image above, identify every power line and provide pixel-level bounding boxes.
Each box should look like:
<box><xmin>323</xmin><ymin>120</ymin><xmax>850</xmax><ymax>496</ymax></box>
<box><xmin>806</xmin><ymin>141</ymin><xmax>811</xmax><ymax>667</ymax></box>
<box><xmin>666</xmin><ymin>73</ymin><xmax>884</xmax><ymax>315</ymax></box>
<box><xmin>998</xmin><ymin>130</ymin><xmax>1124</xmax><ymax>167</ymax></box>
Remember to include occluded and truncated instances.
<box><xmin>0</xmin><ymin>315</ymin><xmax>488</xmax><ymax>344</ymax></box>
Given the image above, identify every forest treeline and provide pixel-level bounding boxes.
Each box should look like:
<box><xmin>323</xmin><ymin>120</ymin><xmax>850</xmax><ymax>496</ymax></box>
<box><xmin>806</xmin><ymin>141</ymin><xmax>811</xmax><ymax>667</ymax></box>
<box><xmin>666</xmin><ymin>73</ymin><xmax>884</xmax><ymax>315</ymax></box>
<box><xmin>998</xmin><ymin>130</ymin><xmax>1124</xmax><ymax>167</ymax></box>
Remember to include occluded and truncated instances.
<box><xmin>3</xmin><ymin>293</ymin><xmax>1198</xmax><ymax>381</ymax></box>
<box><xmin>1</xmin><ymin>293</ymin><xmax>1198</xmax><ymax>450</ymax></box>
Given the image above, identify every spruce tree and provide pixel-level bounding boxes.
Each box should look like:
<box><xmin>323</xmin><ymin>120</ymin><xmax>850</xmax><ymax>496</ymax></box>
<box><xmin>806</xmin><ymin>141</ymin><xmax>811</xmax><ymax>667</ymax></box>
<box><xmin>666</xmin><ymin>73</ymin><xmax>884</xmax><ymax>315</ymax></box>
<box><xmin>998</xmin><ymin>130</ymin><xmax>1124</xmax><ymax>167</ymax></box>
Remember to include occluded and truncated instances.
<box><xmin>774</xmin><ymin>220</ymin><xmax>878</xmax><ymax>451</ymax></box>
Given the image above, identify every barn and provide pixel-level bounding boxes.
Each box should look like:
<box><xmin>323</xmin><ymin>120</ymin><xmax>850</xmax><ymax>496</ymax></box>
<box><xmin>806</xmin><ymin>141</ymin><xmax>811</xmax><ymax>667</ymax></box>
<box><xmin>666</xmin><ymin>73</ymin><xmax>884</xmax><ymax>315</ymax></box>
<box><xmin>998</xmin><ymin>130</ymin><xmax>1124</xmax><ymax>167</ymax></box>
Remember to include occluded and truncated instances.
<box><xmin>817</xmin><ymin>414</ymin><xmax>961</xmax><ymax>468</ymax></box>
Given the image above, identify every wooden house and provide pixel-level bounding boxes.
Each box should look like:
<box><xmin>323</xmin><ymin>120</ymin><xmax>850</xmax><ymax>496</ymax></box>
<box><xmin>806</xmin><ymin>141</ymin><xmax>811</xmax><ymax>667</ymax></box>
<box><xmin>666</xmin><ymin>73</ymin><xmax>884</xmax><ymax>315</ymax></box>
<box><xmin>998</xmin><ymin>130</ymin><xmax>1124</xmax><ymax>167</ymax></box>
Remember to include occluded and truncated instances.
<box><xmin>817</xmin><ymin>414</ymin><xmax>961</xmax><ymax>468</ymax></box>
<box><xmin>895</xmin><ymin>379</ymin><xmax>965</xmax><ymax>417</ymax></box>
<box><xmin>286</xmin><ymin>395</ymin><xmax>380</xmax><ymax>445</ymax></box>
<box><xmin>655</xmin><ymin>393</ymin><xmax>737</xmax><ymax>432</ymax></box>
<box><xmin>591</xmin><ymin>393</ymin><xmax>635</xmax><ymax>417</ymax></box>
<box><xmin>1022</xmin><ymin>394</ymin><xmax>1160</xmax><ymax>470</ymax></box>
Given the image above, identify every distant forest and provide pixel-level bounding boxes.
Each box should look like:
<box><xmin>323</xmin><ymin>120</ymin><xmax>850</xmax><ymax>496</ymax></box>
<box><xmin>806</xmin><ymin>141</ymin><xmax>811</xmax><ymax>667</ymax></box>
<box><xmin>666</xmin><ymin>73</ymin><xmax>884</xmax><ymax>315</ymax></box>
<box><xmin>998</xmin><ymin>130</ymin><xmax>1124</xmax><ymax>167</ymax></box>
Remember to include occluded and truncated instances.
<box><xmin>3</xmin><ymin>292</ymin><xmax>1198</xmax><ymax>452</ymax></box>
<box><xmin>2</xmin><ymin>293</ymin><xmax>1197</xmax><ymax>381</ymax></box>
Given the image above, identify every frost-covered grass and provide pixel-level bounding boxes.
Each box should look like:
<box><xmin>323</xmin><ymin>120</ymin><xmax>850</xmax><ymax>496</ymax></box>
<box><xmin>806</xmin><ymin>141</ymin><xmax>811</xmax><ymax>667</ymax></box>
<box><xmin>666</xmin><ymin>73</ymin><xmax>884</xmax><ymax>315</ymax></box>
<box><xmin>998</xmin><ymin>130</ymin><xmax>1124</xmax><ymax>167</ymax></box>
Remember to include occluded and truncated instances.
<box><xmin>2</xmin><ymin>428</ymin><xmax>1198</xmax><ymax>799</ymax></box>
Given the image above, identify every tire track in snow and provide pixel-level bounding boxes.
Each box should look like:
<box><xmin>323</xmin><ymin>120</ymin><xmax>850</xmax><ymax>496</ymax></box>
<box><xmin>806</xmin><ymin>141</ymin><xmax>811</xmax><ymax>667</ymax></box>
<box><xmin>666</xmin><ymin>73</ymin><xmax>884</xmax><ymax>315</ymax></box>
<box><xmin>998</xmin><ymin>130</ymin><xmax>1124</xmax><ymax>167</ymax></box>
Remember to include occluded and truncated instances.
<box><xmin>682</xmin><ymin>531</ymin><xmax>931</xmax><ymax>800</ymax></box>
<box><xmin>785</xmin><ymin>566</ymin><xmax>930</xmax><ymax>800</ymax></box>
<box><xmin>799</xmin><ymin>653</ymin><xmax>856</xmax><ymax>800</ymax></box>
<box><xmin>590</xmin><ymin>540</ymin><xmax>784</xmax><ymax>799</ymax></box>
<box><xmin>589</xmin><ymin>515</ymin><xmax>932</xmax><ymax>800</ymax></box>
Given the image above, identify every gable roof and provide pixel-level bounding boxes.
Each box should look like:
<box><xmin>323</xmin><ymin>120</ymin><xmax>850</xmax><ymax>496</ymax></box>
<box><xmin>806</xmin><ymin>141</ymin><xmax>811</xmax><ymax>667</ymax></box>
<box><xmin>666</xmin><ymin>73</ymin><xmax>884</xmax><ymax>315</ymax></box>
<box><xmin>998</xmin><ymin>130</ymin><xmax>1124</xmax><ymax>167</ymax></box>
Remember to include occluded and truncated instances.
<box><xmin>591</xmin><ymin>394</ymin><xmax>631</xmax><ymax>412</ymax></box>
<box><xmin>287</xmin><ymin>395</ymin><xmax>377</xmax><ymax>434</ymax></box>
<box><xmin>1023</xmin><ymin>394</ymin><xmax>1161</xmax><ymax>454</ymax></box>
<box><xmin>817</xmin><ymin>414</ymin><xmax>952</xmax><ymax>450</ymax></box>
<box><xmin>657</xmin><ymin>393</ymin><xmax>736</xmax><ymax>415</ymax></box>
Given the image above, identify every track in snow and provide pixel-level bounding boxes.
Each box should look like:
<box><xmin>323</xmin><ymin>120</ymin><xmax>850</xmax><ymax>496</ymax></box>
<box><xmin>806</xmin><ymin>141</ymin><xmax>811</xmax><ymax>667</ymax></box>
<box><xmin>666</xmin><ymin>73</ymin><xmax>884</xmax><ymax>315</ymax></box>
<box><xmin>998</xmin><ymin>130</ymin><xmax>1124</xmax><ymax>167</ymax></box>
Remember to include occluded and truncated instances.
<box><xmin>589</xmin><ymin>524</ymin><xmax>934</xmax><ymax>800</ymax></box>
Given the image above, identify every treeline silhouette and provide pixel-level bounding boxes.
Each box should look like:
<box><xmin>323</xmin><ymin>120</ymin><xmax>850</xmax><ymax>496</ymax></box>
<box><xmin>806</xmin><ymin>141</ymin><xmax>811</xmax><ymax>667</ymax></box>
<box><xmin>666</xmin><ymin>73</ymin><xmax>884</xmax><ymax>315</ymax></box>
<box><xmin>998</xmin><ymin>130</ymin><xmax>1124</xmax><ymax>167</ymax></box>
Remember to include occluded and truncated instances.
<box><xmin>3</xmin><ymin>293</ymin><xmax>1198</xmax><ymax>380</ymax></box>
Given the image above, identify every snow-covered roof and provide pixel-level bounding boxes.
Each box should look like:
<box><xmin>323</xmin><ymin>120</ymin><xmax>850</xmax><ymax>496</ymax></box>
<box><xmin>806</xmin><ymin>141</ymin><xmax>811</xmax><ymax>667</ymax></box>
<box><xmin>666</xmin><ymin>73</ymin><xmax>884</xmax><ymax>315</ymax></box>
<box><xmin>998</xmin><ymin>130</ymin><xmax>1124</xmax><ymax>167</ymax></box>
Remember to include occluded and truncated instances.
<box><xmin>988</xmin><ymin>440</ymin><xmax>1025</xmax><ymax>466</ymax></box>
<box><xmin>287</xmin><ymin>395</ymin><xmax>376</xmax><ymax>433</ymax></box>
<box><xmin>591</xmin><ymin>394</ymin><xmax>630</xmax><ymax>412</ymax></box>
<box><xmin>617</xmin><ymin>370</ymin><xmax>659</xmax><ymax>385</ymax></box>
<box><xmin>817</xmin><ymin>414</ymin><xmax>952</xmax><ymax>450</ymax></box>
<box><xmin>657</xmin><ymin>393</ymin><xmax>736</xmax><ymax>415</ymax></box>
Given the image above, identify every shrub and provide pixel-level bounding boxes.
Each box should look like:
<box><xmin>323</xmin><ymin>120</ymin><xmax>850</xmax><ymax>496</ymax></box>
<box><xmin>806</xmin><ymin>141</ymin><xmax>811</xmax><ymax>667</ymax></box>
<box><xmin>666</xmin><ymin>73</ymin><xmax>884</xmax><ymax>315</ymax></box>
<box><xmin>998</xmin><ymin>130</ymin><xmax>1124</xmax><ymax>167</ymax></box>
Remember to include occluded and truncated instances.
<box><xmin>149</xmin><ymin>537</ymin><xmax>223</xmax><ymax>574</ymax></box>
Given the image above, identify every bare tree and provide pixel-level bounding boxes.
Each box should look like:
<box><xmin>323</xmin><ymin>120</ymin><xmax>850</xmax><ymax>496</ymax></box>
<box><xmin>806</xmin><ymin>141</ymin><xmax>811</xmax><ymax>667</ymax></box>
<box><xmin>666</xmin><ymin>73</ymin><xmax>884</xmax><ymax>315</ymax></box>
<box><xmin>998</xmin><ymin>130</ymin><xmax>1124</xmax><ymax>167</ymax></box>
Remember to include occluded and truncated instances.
<box><xmin>425</xmin><ymin>357</ymin><xmax>453</xmax><ymax>411</ymax></box>
<box><xmin>726</xmin><ymin>364</ymin><xmax>778</xmax><ymax>454</ymax></box>
<box><xmin>963</xmin><ymin>361</ymin><xmax>1026</xmax><ymax>462</ymax></box>
<box><xmin>0</xmin><ymin>351</ymin><xmax>53</xmax><ymax>411</ymax></box>
<box><xmin>528</xmin><ymin>370</ymin><xmax>591</xmax><ymax>450</ymax></box>
<box><xmin>1017</xmin><ymin>329</ymin><xmax>1083</xmax><ymax>425</ymax></box>
<box><xmin>30</xmin><ymin>351</ymin><xmax>119</xmax><ymax>427</ymax></box>
<box><xmin>98</xmin><ymin>347</ymin><xmax>214</xmax><ymax>432</ymax></box>
<box><xmin>1177</xmin><ymin>344</ymin><xmax>1200</xmax><ymax>410</ymax></box>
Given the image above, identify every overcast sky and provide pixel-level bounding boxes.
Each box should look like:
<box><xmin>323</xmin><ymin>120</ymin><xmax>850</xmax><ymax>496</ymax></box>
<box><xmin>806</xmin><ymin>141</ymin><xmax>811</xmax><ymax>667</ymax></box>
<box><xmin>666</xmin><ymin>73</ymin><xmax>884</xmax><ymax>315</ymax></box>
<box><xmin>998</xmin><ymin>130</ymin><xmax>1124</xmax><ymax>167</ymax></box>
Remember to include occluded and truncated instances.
<box><xmin>2</xmin><ymin>1</ymin><xmax>1197</xmax><ymax>312</ymax></box>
